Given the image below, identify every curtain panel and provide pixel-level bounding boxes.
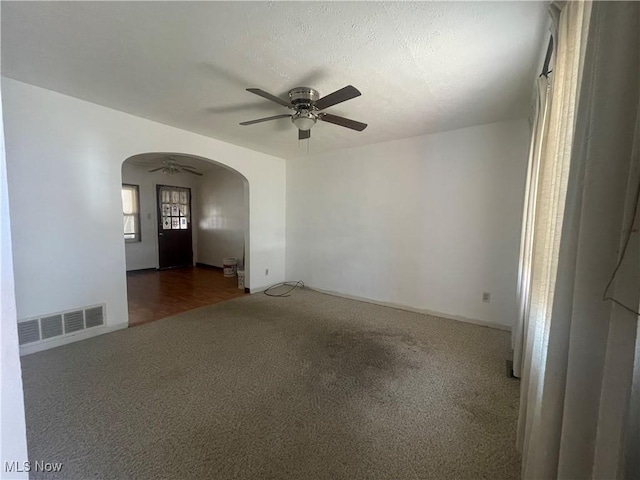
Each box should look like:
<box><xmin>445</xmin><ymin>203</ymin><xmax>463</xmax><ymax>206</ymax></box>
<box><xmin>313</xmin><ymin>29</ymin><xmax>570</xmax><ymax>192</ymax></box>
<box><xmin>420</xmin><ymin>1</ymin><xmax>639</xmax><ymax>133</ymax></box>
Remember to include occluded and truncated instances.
<box><xmin>514</xmin><ymin>75</ymin><xmax>550</xmax><ymax>379</ymax></box>
<box><xmin>516</xmin><ymin>1</ymin><xmax>640</xmax><ymax>478</ymax></box>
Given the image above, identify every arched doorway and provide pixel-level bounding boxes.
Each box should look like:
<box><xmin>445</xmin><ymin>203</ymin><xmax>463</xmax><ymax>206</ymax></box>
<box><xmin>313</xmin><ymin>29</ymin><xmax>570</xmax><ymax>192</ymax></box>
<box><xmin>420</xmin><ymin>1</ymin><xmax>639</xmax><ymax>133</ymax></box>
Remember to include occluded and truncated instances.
<box><xmin>121</xmin><ymin>152</ymin><xmax>250</xmax><ymax>326</ymax></box>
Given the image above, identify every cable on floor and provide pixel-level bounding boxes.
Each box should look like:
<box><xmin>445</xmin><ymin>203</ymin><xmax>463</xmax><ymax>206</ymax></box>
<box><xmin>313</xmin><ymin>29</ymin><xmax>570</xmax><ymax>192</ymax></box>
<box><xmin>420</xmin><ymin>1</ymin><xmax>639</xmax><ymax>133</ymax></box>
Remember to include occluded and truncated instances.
<box><xmin>264</xmin><ymin>281</ymin><xmax>305</xmax><ymax>297</ymax></box>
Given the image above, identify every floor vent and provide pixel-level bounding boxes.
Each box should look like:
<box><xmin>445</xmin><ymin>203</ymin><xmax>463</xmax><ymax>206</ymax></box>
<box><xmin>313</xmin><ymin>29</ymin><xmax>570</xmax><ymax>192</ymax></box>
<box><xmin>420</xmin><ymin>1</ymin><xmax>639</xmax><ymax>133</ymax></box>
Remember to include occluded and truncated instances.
<box><xmin>18</xmin><ymin>304</ymin><xmax>106</xmax><ymax>346</ymax></box>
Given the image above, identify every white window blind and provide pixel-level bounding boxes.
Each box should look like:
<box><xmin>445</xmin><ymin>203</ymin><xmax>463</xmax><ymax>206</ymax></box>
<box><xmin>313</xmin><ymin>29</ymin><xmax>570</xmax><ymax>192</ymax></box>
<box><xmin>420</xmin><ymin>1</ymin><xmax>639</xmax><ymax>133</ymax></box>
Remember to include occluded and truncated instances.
<box><xmin>122</xmin><ymin>184</ymin><xmax>140</xmax><ymax>241</ymax></box>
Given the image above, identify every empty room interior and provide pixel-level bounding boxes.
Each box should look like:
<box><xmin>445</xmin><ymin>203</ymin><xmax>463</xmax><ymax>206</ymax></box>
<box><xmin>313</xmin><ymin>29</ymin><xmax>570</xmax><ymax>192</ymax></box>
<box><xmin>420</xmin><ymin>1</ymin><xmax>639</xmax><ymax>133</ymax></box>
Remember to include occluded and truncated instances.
<box><xmin>1</xmin><ymin>2</ymin><xmax>639</xmax><ymax>480</ymax></box>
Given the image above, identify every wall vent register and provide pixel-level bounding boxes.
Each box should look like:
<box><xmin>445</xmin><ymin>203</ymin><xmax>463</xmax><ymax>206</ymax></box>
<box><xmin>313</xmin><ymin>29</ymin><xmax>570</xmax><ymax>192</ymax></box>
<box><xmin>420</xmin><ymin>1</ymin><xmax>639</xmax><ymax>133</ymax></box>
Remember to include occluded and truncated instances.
<box><xmin>17</xmin><ymin>304</ymin><xmax>105</xmax><ymax>346</ymax></box>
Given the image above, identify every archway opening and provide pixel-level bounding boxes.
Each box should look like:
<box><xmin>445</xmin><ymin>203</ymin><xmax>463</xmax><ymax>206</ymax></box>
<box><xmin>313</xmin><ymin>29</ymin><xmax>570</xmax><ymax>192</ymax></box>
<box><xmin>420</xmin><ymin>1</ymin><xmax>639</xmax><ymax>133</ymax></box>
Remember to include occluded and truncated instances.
<box><xmin>120</xmin><ymin>152</ymin><xmax>250</xmax><ymax>326</ymax></box>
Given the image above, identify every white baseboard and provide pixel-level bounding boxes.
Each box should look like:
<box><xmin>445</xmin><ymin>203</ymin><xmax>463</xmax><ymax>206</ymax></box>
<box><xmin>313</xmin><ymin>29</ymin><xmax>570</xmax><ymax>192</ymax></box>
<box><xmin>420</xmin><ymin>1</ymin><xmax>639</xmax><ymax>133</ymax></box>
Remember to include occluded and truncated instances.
<box><xmin>307</xmin><ymin>286</ymin><xmax>511</xmax><ymax>332</ymax></box>
<box><xmin>19</xmin><ymin>323</ymin><xmax>128</xmax><ymax>356</ymax></box>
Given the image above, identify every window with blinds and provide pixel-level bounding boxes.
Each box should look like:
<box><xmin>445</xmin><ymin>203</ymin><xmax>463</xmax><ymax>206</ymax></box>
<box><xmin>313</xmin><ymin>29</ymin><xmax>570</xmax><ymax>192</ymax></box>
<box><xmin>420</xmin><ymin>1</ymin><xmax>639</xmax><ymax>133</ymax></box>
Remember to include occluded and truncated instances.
<box><xmin>122</xmin><ymin>184</ymin><xmax>141</xmax><ymax>242</ymax></box>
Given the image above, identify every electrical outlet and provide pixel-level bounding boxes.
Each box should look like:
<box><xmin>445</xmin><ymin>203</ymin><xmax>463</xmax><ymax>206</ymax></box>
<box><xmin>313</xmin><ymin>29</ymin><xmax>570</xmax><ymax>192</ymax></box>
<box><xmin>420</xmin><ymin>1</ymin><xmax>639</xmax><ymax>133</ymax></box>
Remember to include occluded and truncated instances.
<box><xmin>482</xmin><ymin>292</ymin><xmax>491</xmax><ymax>303</ymax></box>
<box><xmin>265</xmin><ymin>268</ymin><xmax>269</xmax><ymax>276</ymax></box>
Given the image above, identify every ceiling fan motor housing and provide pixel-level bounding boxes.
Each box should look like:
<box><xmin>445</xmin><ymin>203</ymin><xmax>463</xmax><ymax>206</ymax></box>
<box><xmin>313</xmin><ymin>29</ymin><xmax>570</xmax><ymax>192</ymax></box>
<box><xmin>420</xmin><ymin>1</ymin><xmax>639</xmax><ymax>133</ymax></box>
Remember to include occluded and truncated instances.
<box><xmin>289</xmin><ymin>87</ymin><xmax>319</xmax><ymax>109</ymax></box>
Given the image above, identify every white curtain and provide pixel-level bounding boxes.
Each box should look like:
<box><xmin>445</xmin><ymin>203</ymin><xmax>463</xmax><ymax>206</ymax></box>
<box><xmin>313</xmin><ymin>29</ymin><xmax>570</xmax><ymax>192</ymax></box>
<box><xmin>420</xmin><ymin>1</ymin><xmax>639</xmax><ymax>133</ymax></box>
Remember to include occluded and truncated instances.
<box><xmin>514</xmin><ymin>75</ymin><xmax>550</xmax><ymax>378</ymax></box>
<box><xmin>516</xmin><ymin>1</ymin><xmax>640</xmax><ymax>478</ymax></box>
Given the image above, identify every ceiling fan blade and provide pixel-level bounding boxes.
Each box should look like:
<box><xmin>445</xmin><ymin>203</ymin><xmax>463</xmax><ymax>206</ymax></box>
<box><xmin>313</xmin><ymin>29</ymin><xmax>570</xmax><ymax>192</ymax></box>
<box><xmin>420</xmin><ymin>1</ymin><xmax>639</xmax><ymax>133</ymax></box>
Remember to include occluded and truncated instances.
<box><xmin>240</xmin><ymin>114</ymin><xmax>291</xmax><ymax>126</ymax></box>
<box><xmin>299</xmin><ymin>129</ymin><xmax>310</xmax><ymax>140</ymax></box>
<box><xmin>246</xmin><ymin>88</ymin><xmax>292</xmax><ymax>109</ymax></box>
<box><xmin>314</xmin><ymin>85</ymin><xmax>361</xmax><ymax>110</ymax></box>
<box><xmin>319</xmin><ymin>113</ymin><xmax>368</xmax><ymax>131</ymax></box>
<box><xmin>182</xmin><ymin>169</ymin><xmax>203</xmax><ymax>176</ymax></box>
<box><xmin>177</xmin><ymin>164</ymin><xmax>197</xmax><ymax>170</ymax></box>
<box><xmin>148</xmin><ymin>167</ymin><xmax>164</xmax><ymax>172</ymax></box>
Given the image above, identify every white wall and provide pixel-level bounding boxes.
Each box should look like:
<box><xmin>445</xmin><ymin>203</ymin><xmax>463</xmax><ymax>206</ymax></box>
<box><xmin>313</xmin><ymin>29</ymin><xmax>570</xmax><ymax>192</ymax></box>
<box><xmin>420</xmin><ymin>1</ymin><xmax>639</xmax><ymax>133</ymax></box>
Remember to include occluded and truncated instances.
<box><xmin>122</xmin><ymin>162</ymin><xmax>199</xmax><ymax>271</ymax></box>
<box><xmin>286</xmin><ymin>120</ymin><xmax>529</xmax><ymax>329</ymax></box>
<box><xmin>196</xmin><ymin>167</ymin><xmax>247</xmax><ymax>268</ymax></box>
<box><xmin>3</xmin><ymin>78</ymin><xmax>286</xmax><ymax>337</ymax></box>
<box><xmin>0</xmin><ymin>82</ymin><xmax>29</xmax><ymax>477</ymax></box>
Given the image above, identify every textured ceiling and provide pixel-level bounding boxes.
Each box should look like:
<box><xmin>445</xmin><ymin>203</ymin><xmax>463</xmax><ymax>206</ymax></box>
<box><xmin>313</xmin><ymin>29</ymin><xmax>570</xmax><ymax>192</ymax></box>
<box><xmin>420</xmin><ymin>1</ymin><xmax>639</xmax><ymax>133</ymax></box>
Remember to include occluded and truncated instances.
<box><xmin>2</xmin><ymin>2</ymin><xmax>548</xmax><ymax>159</ymax></box>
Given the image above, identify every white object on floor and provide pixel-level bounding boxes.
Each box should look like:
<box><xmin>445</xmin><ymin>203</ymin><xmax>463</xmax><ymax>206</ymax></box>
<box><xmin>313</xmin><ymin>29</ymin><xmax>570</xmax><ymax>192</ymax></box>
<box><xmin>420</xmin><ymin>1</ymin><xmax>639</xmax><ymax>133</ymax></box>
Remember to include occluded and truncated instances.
<box><xmin>223</xmin><ymin>258</ymin><xmax>237</xmax><ymax>277</ymax></box>
<box><xmin>237</xmin><ymin>269</ymin><xmax>245</xmax><ymax>290</ymax></box>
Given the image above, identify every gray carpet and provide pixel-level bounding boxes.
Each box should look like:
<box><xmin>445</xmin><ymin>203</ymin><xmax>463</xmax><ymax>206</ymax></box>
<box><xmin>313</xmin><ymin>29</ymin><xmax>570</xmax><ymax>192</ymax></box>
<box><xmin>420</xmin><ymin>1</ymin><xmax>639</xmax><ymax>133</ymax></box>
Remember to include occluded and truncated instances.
<box><xmin>21</xmin><ymin>289</ymin><xmax>521</xmax><ymax>479</ymax></box>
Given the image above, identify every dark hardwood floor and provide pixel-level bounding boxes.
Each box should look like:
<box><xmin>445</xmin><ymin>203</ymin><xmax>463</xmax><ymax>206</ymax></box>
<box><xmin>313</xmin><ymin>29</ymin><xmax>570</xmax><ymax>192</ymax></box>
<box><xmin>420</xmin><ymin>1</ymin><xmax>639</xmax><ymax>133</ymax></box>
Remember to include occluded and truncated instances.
<box><xmin>126</xmin><ymin>266</ymin><xmax>246</xmax><ymax>327</ymax></box>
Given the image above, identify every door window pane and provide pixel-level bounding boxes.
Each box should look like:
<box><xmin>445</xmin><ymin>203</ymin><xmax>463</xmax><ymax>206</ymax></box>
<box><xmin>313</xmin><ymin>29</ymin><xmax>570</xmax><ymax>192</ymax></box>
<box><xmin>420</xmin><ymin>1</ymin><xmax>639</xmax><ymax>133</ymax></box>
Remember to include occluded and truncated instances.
<box><xmin>159</xmin><ymin>186</ymin><xmax>190</xmax><ymax>232</ymax></box>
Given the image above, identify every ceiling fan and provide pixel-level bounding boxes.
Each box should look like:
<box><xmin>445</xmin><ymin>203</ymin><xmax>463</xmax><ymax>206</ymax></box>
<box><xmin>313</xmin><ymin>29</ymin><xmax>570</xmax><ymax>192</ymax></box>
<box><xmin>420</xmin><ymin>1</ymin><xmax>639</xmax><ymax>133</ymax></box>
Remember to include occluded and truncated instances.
<box><xmin>240</xmin><ymin>85</ymin><xmax>367</xmax><ymax>140</ymax></box>
<box><xmin>148</xmin><ymin>157</ymin><xmax>203</xmax><ymax>176</ymax></box>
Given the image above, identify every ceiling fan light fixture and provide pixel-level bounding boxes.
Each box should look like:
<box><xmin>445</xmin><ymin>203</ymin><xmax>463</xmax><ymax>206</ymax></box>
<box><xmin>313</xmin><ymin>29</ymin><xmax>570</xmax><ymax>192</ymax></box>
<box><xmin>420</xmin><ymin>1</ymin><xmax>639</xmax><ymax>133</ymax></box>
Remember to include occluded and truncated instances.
<box><xmin>161</xmin><ymin>162</ymin><xmax>179</xmax><ymax>174</ymax></box>
<box><xmin>291</xmin><ymin>111</ymin><xmax>316</xmax><ymax>131</ymax></box>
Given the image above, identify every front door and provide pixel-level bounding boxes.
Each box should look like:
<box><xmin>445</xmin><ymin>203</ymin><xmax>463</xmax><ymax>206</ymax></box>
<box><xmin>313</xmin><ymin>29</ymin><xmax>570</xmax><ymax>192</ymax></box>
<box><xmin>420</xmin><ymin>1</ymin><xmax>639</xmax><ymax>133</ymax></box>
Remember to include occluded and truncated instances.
<box><xmin>157</xmin><ymin>185</ymin><xmax>193</xmax><ymax>269</ymax></box>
